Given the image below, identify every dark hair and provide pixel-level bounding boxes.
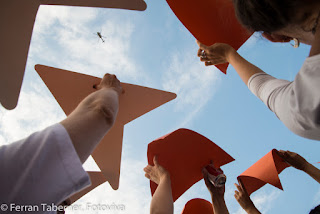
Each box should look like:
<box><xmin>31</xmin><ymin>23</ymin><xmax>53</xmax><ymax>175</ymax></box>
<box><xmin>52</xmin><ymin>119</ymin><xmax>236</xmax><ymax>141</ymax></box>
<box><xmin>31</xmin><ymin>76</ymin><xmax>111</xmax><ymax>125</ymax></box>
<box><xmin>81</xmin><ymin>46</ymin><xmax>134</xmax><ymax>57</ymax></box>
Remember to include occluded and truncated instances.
<box><xmin>310</xmin><ymin>205</ymin><xmax>320</xmax><ymax>214</ymax></box>
<box><xmin>232</xmin><ymin>0</ymin><xmax>314</xmax><ymax>33</ymax></box>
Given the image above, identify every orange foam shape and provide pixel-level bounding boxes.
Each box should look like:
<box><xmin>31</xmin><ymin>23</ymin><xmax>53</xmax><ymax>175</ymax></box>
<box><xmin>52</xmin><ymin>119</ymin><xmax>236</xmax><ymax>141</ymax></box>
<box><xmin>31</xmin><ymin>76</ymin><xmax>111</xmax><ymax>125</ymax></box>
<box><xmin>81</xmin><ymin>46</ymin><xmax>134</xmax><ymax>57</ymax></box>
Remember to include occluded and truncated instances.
<box><xmin>0</xmin><ymin>0</ymin><xmax>146</xmax><ymax>110</ymax></box>
<box><xmin>238</xmin><ymin>149</ymin><xmax>290</xmax><ymax>196</ymax></box>
<box><xmin>147</xmin><ymin>129</ymin><xmax>234</xmax><ymax>202</ymax></box>
<box><xmin>165</xmin><ymin>0</ymin><xmax>252</xmax><ymax>74</ymax></box>
<box><xmin>69</xmin><ymin>171</ymin><xmax>107</xmax><ymax>203</ymax></box>
<box><xmin>181</xmin><ymin>198</ymin><xmax>213</xmax><ymax>214</ymax></box>
<box><xmin>35</xmin><ymin>64</ymin><xmax>176</xmax><ymax>190</ymax></box>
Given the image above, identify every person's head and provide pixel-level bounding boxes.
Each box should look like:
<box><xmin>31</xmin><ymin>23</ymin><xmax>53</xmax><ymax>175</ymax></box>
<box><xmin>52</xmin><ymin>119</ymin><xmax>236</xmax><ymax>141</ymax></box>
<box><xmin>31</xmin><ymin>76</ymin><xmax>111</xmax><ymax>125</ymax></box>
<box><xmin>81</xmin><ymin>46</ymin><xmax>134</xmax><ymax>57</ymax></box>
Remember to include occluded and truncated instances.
<box><xmin>310</xmin><ymin>204</ymin><xmax>320</xmax><ymax>214</ymax></box>
<box><xmin>232</xmin><ymin>0</ymin><xmax>320</xmax><ymax>45</ymax></box>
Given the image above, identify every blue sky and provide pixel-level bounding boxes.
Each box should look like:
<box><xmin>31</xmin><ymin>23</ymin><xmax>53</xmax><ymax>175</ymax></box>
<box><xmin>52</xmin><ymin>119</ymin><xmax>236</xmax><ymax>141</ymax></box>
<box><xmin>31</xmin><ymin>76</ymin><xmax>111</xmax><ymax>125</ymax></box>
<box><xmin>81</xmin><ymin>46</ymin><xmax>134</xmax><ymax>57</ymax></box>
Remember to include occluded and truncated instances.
<box><xmin>0</xmin><ymin>1</ymin><xmax>319</xmax><ymax>213</ymax></box>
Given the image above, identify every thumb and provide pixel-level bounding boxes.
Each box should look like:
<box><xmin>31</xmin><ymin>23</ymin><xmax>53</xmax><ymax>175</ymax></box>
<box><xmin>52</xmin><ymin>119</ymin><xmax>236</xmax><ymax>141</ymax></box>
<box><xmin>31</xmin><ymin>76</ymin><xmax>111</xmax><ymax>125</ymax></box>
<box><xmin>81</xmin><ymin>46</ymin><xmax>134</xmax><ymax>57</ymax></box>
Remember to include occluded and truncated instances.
<box><xmin>153</xmin><ymin>155</ymin><xmax>159</xmax><ymax>166</ymax></box>
<box><xmin>196</xmin><ymin>40</ymin><xmax>209</xmax><ymax>51</ymax></box>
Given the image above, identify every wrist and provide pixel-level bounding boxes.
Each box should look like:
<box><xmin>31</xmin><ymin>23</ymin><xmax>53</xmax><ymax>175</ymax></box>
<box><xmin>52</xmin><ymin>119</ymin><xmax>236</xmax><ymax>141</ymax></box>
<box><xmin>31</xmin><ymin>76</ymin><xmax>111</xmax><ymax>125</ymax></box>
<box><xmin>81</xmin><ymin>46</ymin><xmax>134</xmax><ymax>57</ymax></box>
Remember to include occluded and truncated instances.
<box><xmin>245</xmin><ymin>205</ymin><xmax>260</xmax><ymax>214</ymax></box>
<box><xmin>225</xmin><ymin>47</ymin><xmax>237</xmax><ymax>63</ymax></box>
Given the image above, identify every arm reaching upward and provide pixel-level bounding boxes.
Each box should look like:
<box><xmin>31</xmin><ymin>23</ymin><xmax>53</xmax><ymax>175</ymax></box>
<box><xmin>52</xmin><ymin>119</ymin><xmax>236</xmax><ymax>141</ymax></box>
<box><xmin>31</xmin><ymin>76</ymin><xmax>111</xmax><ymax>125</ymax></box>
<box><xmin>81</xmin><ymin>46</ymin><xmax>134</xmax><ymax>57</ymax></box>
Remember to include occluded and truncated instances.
<box><xmin>144</xmin><ymin>156</ymin><xmax>174</xmax><ymax>214</ymax></box>
<box><xmin>278</xmin><ymin>150</ymin><xmax>320</xmax><ymax>184</ymax></box>
<box><xmin>234</xmin><ymin>181</ymin><xmax>261</xmax><ymax>214</ymax></box>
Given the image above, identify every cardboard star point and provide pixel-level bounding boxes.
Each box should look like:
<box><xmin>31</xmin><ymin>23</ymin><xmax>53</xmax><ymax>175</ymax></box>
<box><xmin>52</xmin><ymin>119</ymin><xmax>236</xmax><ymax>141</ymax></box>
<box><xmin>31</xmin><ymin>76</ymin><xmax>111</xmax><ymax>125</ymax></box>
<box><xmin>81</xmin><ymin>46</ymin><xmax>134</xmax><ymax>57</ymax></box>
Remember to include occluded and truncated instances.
<box><xmin>0</xmin><ymin>0</ymin><xmax>147</xmax><ymax>110</ymax></box>
<box><xmin>35</xmin><ymin>64</ymin><xmax>176</xmax><ymax>190</ymax></box>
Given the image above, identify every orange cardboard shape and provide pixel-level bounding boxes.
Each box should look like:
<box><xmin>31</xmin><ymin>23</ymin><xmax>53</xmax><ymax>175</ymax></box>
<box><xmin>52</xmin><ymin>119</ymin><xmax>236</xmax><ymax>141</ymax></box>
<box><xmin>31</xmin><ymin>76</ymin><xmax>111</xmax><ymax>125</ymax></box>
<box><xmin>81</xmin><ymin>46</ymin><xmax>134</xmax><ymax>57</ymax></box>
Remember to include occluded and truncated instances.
<box><xmin>147</xmin><ymin>129</ymin><xmax>234</xmax><ymax>202</ymax></box>
<box><xmin>181</xmin><ymin>198</ymin><xmax>213</xmax><ymax>214</ymax></box>
<box><xmin>35</xmin><ymin>64</ymin><xmax>176</xmax><ymax>190</ymax></box>
<box><xmin>238</xmin><ymin>149</ymin><xmax>290</xmax><ymax>196</ymax></box>
<box><xmin>69</xmin><ymin>171</ymin><xmax>107</xmax><ymax>203</ymax></box>
<box><xmin>165</xmin><ymin>0</ymin><xmax>252</xmax><ymax>74</ymax></box>
<box><xmin>0</xmin><ymin>0</ymin><xmax>146</xmax><ymax>110</ymax></box>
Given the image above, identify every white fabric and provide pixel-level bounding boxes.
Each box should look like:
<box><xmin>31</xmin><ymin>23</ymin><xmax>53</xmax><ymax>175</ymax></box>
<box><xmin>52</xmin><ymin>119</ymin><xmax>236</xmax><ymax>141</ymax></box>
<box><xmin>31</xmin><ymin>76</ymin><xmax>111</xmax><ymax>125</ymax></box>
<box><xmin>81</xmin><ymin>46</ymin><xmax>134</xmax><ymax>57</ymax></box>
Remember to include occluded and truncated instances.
<box><xmin>0</xmin><ymin>123</ymin><xmax>91</xmax><ymax>213</ymax></box>
<box><xmin>248</xmin><ymin>54</ymin><xmax>320</xmax><ymax>140</ymax></box>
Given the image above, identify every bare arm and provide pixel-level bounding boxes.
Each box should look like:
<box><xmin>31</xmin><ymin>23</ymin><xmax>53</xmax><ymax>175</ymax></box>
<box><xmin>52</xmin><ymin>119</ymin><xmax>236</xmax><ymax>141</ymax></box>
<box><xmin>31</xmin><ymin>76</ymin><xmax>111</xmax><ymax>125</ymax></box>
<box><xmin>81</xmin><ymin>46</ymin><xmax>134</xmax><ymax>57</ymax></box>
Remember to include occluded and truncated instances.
<box><xmin>278</xmin><ymin>150</ymin><xmax>320</xmax><ymax>184</ymax></box>
<box><xmin>234</xmin><ymin>181</ymin><xmax>261</xmax><ymax>214</ymax></box>
<box><xmin>60</xmin><ymin>74</ymin><xmax>122</xmax><ymax>163</ymax></box>
<box><xmin>196</xmin><ymin>41</ymin><xmax>264</xmax><ymax>85</ymax></box>
<box><xmin>144</xmin><ymin>156</ymin><xmax>174</xmax><ymax>214</ymax></box>
<box><xmin>202</xmin><ymin>167</ymin><xmax>229</xmax><ymax>214</ymax></box>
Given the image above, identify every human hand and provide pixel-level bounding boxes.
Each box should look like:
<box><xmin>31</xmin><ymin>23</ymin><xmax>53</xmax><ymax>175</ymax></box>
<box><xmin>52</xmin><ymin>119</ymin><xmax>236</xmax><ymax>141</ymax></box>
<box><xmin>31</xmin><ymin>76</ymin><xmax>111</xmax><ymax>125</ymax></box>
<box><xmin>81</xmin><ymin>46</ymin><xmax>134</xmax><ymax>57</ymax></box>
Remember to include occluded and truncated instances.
<box><xmin>96</xmin><ymin>73</ymin><xmax>123</xmax><ymax>95</ymax></box>
<box><xmin>234</xmin><ymin>181</ymin><xmax>260</xmax><ymax>214</ymax></box>
<box><xmin>144</xmin><ymin>156</ymin><xmax>170</xmax><ymax>184</ymax></box>
<box><xmin>278</xmin><ymin>150</ymin><xmax>309</xmax><ymax>171</ymax></box>
<box><xmin>202</xmin><ymin>166</ymin><xmax>225</xmax><ymax>200</ymax></box>
<box><xmin>196</xmin><ymin>40</ymin><xmax>235</xmax><ymax>66</ymax></box>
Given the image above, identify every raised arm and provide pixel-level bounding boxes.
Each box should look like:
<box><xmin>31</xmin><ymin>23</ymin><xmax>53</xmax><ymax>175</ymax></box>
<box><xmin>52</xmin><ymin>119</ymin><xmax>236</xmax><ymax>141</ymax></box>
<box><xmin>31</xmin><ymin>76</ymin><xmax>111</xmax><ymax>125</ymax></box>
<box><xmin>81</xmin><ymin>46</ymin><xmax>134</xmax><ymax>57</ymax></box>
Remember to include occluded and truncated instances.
<box><xmin>144</xmin><ymin>156</ymin><xmax>174</xmax><ymax>214</ymax></box>
<box><xmin>234</xmin><ymin>181</ymin><xmax>261</xmax><ymax>214</ymax></box>
<box><xmin>196</xmin><ymin>41</ymin><xmax>264</xmax><ymax>85</ymax></box>
<box><xmin>60</xmin><ymin>73</ymin><xmax>122</xmax><ymax>163</ymax></box>
<box><xmin>278</xmin><ymin>150</ymin><xmax>320</xmax><ymax>184</ymax></box>
<box><xmin>202</xmin><ymin>167</ymin><xmax>229</xmax><ymax>214</ymax></box>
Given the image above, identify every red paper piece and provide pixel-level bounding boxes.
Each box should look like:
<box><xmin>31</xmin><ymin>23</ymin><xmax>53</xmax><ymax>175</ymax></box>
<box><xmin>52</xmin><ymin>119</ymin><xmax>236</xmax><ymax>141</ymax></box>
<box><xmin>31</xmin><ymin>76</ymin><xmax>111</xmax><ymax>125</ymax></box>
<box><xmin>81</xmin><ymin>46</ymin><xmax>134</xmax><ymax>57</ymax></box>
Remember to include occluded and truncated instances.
<box><xmin>35</xmin><ymin>64</ymin><xmax>176</xmax><ymax>190</ymax></box>
<box><xmin>238</xmin><ymin>149</ymin><xmax>290</xmax><ymax>196</ymax></box>
<box><xmin>182</xmin><ymin>198</ymin><xmax>213</xmax><ymax>214</ymax></box>
<box><xmin>147</xmin><ymin>129</ymin><xmax>234</xmax><ymax>202</ymax></box>
<box><xmin>165</xmin><ymin>0</ymin><xmax>252</xmax><ymax>74</ymax></box>
<box><xmin>69</xmin><ymin>171</ymin><xmax>107</xmax><ymax>203</ymax></box>
<box><xmin>0</xmin><ymin>0</ymin><xmax>146</xmax><ymax>110</ymax></box>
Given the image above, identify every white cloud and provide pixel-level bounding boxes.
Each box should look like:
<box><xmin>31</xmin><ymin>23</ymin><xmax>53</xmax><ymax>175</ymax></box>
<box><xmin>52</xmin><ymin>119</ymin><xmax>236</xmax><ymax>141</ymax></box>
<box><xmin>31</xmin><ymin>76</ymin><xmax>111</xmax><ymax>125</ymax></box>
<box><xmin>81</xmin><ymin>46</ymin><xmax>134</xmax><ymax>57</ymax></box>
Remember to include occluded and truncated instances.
<box><xmin>29</xmin><ymin>5</ymin><xmax>145</xmax><ymax>84</ymax></box>
<box><xmin>162</xmin><ymin>49</ymin><xmax>221</xmax><ymax>127</ymax></box>
<box><xmin>0</xmin><ymin>86</ymin><xmax>65</xmax><ymax>145</ymax></box>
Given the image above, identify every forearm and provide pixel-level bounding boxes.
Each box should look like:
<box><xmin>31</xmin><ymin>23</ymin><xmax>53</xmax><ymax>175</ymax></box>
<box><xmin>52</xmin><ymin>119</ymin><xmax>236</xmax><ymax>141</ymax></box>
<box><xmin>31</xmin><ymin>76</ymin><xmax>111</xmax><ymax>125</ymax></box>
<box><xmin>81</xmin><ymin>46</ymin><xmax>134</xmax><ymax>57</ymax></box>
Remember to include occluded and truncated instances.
<box><xmin>60</xmin><ymin>88</ymin><xmax>119</xmax><ymax>163</ymax></box>
<box><xmin>211</xmin><ymin>196</ymin><xmax>229</xmax><ymax>214</ymax></box>
<box><xmin>227</xmin><ymin>50</ymin><xmax>265</xmax><ymax>85</ymax></box>
<box><xmin>150</xmin><ymin>176</ymin><xmax>174</xmax><ymax>214</ymax></box>
<box><xmin>303</xmin><ymin>163</ymin><xmax>320</xmax><ymax>184</ymax></box>
<box><xmin>244</xmin><ymin>206</ymin><xmax>261</xmax><ymax>214</ymax></box>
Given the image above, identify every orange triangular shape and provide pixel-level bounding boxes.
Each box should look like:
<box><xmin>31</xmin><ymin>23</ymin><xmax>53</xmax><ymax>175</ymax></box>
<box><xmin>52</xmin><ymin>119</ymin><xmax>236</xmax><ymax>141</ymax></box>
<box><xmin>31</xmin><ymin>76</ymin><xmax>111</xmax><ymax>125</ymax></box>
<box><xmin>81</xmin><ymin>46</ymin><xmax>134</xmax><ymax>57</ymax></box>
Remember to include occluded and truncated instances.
<box><xmin>238</xmin><ymin>149</ymin><xmax>290</xmax><ymax>196</ymax></box>
<box><xmin>35</xmin><ymin>64</ymin><xmax>176</xmax><ymax>190</ymax></box>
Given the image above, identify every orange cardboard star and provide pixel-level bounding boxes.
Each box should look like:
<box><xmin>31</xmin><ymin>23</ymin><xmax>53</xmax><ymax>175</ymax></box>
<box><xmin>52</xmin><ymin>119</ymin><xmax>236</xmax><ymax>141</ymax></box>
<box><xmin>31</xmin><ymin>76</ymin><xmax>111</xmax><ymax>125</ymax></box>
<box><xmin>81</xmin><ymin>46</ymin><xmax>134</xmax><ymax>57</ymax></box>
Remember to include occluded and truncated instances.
<box><xmin>35</xmin><ymin>64</ymin><xmax>176</xmax><ymax>190</ymax></box>
<box><xmin>165</xmin><ymin>0</ymin><xmax>252</xmax><ymax>74</ymax></box>
<box><xmin>0</xmin><ymin>0</ymin><xmax>147</xmax><ymax>110</ymax></box>
<box><xmin>69</xmin><ymin>171</ymin><xmax>107</xmax><ymax>203</ymax></box>
<box><xmin>238</xmin><ymin>149</ymin><xmax>290</xmax><ymax>196</ymax></box>
<box><xmin>147</xmin><ymin>128</ymin><xmax>234</xmax><ymax>201</ymax></box>
<box><xmin>181</xmin><ymin>198</ymin><xmax>213</xmax><ymax>214</ymax></box>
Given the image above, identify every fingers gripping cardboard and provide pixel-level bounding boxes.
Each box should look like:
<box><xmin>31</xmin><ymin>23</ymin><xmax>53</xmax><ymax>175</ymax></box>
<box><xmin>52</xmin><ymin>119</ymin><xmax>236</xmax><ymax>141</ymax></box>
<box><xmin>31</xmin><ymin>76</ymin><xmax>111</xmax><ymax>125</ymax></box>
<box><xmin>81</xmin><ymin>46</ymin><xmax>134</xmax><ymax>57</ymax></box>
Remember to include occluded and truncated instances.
<box><xmin>165</xmin><ymin>0</ymin><xmax>252</xmax><ymax>74</ymax></box>
<box><xmin>147</xmin><ymin>129</ymin><xmax>234</xmax><ymax>201</ymax></box>
<box><xmin>238</xmin><ymin>149</ymin><xmax>290</xmax><ymax>196</ymax></box>
<box><xmin>35</xmin><ymin>64</ymin><xmax>176</xmax><ymax>190</ymax></box>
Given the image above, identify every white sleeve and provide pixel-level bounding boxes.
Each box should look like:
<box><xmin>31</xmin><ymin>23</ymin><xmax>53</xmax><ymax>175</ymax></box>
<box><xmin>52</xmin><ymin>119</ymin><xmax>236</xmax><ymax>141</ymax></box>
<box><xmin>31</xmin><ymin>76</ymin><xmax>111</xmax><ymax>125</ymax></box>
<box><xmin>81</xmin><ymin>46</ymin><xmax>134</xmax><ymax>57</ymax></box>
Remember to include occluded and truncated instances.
<box><xmin>247</xmin><ymin>54</ymin><xmax>320</xmax><ymax>140</ymax></box>
<box><xmin>0</xmin><ymin>123</ymin><xmax>91</xmax><ymax>211</ymax></box>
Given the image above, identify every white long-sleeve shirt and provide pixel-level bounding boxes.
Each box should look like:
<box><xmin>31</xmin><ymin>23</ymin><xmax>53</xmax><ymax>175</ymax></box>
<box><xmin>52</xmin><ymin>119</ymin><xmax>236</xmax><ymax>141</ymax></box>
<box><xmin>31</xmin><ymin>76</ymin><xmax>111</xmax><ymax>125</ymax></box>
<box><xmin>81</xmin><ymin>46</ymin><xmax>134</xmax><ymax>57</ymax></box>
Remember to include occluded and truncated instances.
<box><xmin>0</xmin><ymin>123</ymin><xmax>91</xmax><ymax>213</ymax></box>
<box><xmin>248</xmin><ymin>54</ymin><xmax>320</xmax><ymax>140</ymax></box>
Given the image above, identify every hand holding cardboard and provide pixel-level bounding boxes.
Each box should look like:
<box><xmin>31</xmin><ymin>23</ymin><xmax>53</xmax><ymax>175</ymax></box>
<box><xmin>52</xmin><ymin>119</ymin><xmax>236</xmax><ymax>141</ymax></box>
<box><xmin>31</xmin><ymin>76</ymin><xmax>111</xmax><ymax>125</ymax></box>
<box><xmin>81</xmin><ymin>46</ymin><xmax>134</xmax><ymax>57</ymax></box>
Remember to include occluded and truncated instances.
<box><xmin>147</xmin><ymin>128</ymin><xmax>234</xmax><ymax>201</ymax></box>
<box><xmin>238</xmin><ymin>149</ymin><xmax>290</xmax><ymax>196</ymax></box>
<box><xmin>35</xmin><ymin>64</ymin><xmax>176</xmax><ymax>190</ymax></box>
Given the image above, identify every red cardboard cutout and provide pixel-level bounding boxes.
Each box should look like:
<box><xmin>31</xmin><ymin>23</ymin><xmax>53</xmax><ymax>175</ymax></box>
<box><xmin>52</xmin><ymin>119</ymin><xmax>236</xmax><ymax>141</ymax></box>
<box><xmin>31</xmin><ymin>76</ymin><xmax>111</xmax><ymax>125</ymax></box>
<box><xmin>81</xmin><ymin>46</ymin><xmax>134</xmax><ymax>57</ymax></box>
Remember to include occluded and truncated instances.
<box><xmin>182</xmin><ymin>198</ymin><xmax>213</xmax><ymax>214</ymax></box>
<box><xmin>69</xmin><ymin>171</ymin><xmax>107</xmax><ymax>203</ymax></box>
<box><xmin>0</xmin><ymin>0</ymin><xmax>146</xmax><ymax>110</ymax></box>
<box><xmin>165</xmin><ymin>0</ymin><xmax>252</xmax><ymax>73</ymax></box>
<box><xmin>35</xmin><ymin>64</ymin><xmax>176</xmax><ymax>190</ymax></box>
<box><xmin>238</xmin><ymin>149</ymin><xmax>290</xmax><ymax>196</ymax></box>
<box><xmin>147</xmin><ymin>129</ymin><xmax>234</xmax><ymax>201</ymax></box>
